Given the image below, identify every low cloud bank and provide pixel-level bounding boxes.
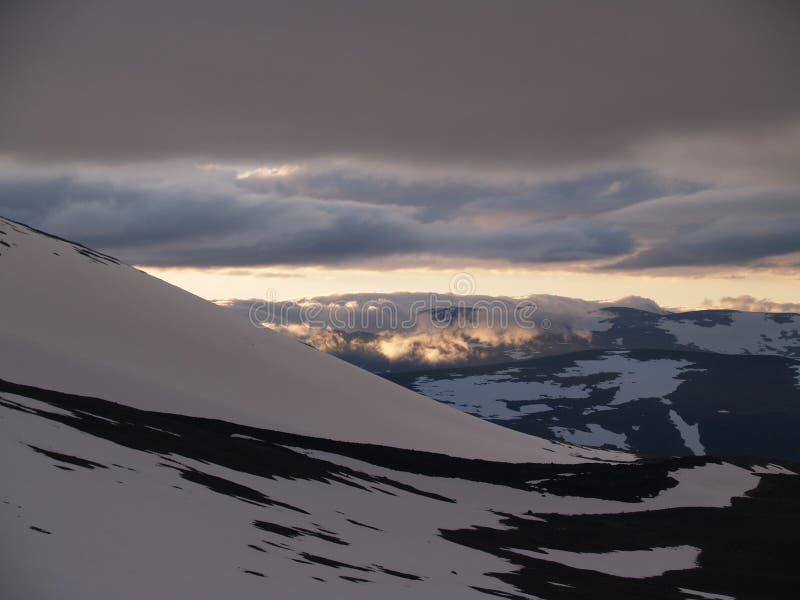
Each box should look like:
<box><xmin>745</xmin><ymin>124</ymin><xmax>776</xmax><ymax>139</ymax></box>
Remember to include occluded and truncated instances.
<box><xmin>703</xmin><ymin>295</ymin><xmax>800</xmax><ymax>314</ymax></box>
<box><xmin>220</xmin><ymin>293</ymin><xmax>665</xmax><ymax>370</ymax></box>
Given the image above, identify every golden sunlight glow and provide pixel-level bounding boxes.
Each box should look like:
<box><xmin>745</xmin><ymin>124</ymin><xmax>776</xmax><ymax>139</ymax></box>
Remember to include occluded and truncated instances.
<box><xmin>235</xmin><ymin>164</ymin><xmax>301</xmax><ymax>179</ymax></box>
<box><xmin>141</xmin><ymin>265</ymin><xmax>799</xmax><ymax>311</ymax></box>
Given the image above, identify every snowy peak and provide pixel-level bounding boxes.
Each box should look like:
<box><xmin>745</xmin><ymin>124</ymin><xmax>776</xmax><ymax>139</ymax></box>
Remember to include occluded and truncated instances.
<box><xmin>591</xmin><ymin>306</ymin><xmax>800</xmax><ymax>358</ymax></box>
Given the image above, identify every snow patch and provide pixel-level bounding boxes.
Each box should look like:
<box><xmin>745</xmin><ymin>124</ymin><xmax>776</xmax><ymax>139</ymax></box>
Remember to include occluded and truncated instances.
<box><xmin>412</xmin><ymin>374</ymin><xmax>587</xmax><ymax>421</ymax></box>
<box><xmin>559</xmin><ymin>352</ymin><xmax>699</xmax><ymax>406</ymax></box>
<box><xmin>660</xmin><ymin>312</ymin><xmax>800</xmax><ymax>357</ymax></box>
<box><xmin>679</xmin><ymin>588</ymin><xmax>736</xmax><ymax>600</ymax></box>
<box><xmin>507</xmin><ymin>545</ymin><xmax>700</xmax><ymax>578</ymax></box>
<box><xmin>669</xmin><ymin>410</ymin><xmax>705</xmax><ymax>455</ymax></box>
<box><xmin>550</xmin><ymin>424</ymin><xmax>630</xmax><ymax>450</ymax></box>
<box><xmin>749</xmin><ymin>463</ymin><xmax>796</xmax><ymax>475</ymax></box>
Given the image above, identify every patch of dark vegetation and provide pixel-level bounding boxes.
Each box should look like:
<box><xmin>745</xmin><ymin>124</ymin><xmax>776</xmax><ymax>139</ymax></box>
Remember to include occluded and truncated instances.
<box><xmin>590</xmin><ymin>307</ymin><xmax>681</xmax><ymax>349</ymax></box>
<box><xmin>241</xmin><ymin>569</ymin><xmax>265</xmax><ymax>578</ymax></box>
<box><xmin>0</xmin><ymin>377</ymin><xmax>715</xmax><ymax>506</ymax></box>
<box><xmin>443</xmin><ymin>472</ymin><xmax>800</xmax><ymax>599</ymax></box>
<box><xmin>300</xmin><ymin>553</ymin><xmax>370</xmax><ymax>572</ymax></box>
<box><xmin>371</xmin><ymin>476</ymin><xmax>455</xmax><ymax>503</ymax></box>
<box><xmin>254</xmin><ymin>520</ymin><xmax>347</xmax><ymax>545</ymax></box>
<box><xmin>766</xmin><ymin>313</ymin><xmax>798</xmax><ymax>324</ymax></box>
<box><xmin>163</xmin><ymin>466</ymin><xmax>307</xmax><ymax>513</ymax></box>
<box><xmin>254</xmin><ymin>521</ymin><xmax>302</xmax><ymax>538</ymax></box>
<box><xmin>346</xmin><ymin>518</ymin><xmax>382</xmax><ymax>531</ymax></box>
<box><xmin>527</xmin><ymin>459</ymin><xmax>687</xmax><ymax>500</ymax></box>
<box><xmin>469</xmin><ymin>587</ymin><xmax>531</xmax><ymax>600</ymax></box>
<box><xmin>665</xmin><ymin>310</ymin><xmax>738</xmax><ymax>327</ymax></box>
<box><xmin>3</xmin><ymin>376</ymin><xmax>800</xmax><ymax>598</ymax></box>
<box><xmin>29</xmin><ymin>526</ymin><xmax>51</xmax><ymax>535</ymax></box>
<box><xmin>263</xmin><ymin>540</ymin><xmax>291</xmax><ymax>550</ymax></box>
<box><xmin>28</xmin><ymin>445</ymin><xmax>108</xmax><ymax>470</ymax></box>
<box><xmin>375</xmin><ymin>565</ymin><xmax>423</xmax><ymax>580</ymax></box>
<box><xmin>339</xmin><ymin>575</ymin><xmax>371</xmax><ymax>583</ymax></box>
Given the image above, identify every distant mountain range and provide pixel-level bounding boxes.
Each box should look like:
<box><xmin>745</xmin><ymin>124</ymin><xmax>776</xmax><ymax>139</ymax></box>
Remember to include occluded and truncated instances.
<box><xmin>228</xmin><ymin>288</ymin><xmax>800</xmax><ymax>461</ymax></box>
<box><xmin>229</xmin><ymin>295</ymin><xmax>800</xmax><ymax>371</ymax></box>
<box><xmin>389</xmin><ymin>348</ymin><xmax>800</xmax><ymax>461</ymax></box>
<box><xmin>381</xmin><ymin>307</ymin><xmax>800</xmax><ymax>461</ymax></box>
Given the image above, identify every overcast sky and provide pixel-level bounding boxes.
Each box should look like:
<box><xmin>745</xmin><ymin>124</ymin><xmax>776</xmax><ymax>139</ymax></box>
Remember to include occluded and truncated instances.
<box><xmin>1</xmin><ymin>1</ymin><xmax>798</xmax><ymax>304</ymax></box>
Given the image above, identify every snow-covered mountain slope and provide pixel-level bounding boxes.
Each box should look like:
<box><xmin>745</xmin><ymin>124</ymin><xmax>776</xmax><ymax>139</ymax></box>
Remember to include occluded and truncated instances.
<box><xmin>2</xmin><ymin>217</ymin><xmax>800</xmax><ymax>599</ymax></box>
<box><xmin>2</xmin><ymin>377</ymin><xmax>798</xmax><ymax>599</ymax></box>
<box><xmin>0</xmin><ymin>216</ymin><xmax>624</xmax><ymax>464</ymax></box>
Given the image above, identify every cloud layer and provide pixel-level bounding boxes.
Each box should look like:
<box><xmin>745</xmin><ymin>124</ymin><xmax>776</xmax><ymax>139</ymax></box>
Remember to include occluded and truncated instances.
<box><xmin>2</xmin><ymin>159</ymin><xmax>799</xmax><ymax>272</ymax></box>
<box><xmin>1</xmin><ymin>2</ymin><xmax>799</xmax><ymax>278</ymax></box>
<box><xmin>228</xmin><ymin>292</ymin><xmax>666</xmax><ymax>368</ymax></box>
<box><xmin>0</xmin><ymin>162</ymin><xmax>639</xmax><ymax>267</ymax></box>
<box><xmin>2</xmin><ymin>1</ymin><xmax>798</xmax><ymax>168</ymax></box>
<box><xmin>704</xmin><ymin>296</ymin><xmax>800</xmax><ymax>314</ymax></box>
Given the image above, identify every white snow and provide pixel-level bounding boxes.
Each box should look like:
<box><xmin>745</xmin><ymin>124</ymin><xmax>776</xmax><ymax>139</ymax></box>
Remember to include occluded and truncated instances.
<box><xmin>507</xmin><ymin>545</ymin><xmax>700</xmax><ymax>578</ymax></box>
<box><xmin>0</xmin><ymin>218</ymin><xmax>627</xmax><ymax>464</ymax></box>
<box><xmin>668</xmin><ymin>410</ymin><xmax>706</xmax><ymax>455</ymax></box>
<box><xmin>659</xmin><ymin>312</ymin><xmax>800</xmax><ymax>357</ymax></box>
<box><xmin>0</xmin><ymin>391</ymin><xmax>526</xmax><ymax>600</ymax></box>
<box><xmin>560</xmin><ymin>352</ymin><xmax>699</xmax><ymax>406</ymax></box>
<box><xmin>582</xmin><ymin>405</ymin><xmax>617</xmax><ymax>415</ymax></box>
<box><xmin>503</xmin><ymin>349</ymin><xmax>537</xmax><ymax>360</ymax></box>
<box><xmin>0</xmin><ymin>389</ymin><xmax>783</xmax><ymax>599</ymax></box>
<box><xmin>679</xmin><ymin>588</ymin><xmax>736</xmax><ymax>600</ymax></box>
<box><xmin>550</xmin><ymin>424</ymin><xmax>630</xmax><ymax>450</ymax></box>
<box><xmin>292</xmin><ymin>448</ymin><xmax>765</xmax><ymax>515</ymax></box>
<box><xmin>749</xmin><ymin>463</ymin><xmax>796</xmax><ymax>475</ymax></box>
<box><xmin>412</xmin><ymin>374</ymin><xmax>585</xmax><ymax>421</ymax></box>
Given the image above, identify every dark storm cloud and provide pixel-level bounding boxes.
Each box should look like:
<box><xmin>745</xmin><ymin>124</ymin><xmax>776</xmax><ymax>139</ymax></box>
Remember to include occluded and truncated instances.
<box><xmin>0</xmin><ymin>171</ymin><xmax>633</xmax><ymax>266</ymax></box>
<box><xmin>5</xmin><ymin>162</ymin><xmax>800</xmax><ymax>270</ymax></box>
<box><xmin>595</xmin><ymin>186</ymin><xmax>800</xmax><ymax>269</ymax></box>
<box><xmin>609</xmin><ymin>214</ymin><xmax>800</xmax><ymax>270</ymax></box>
<box><xmin>1</xmin><ymin>0</ymin><xmax>798</xmax><ymax>166</ymax></box>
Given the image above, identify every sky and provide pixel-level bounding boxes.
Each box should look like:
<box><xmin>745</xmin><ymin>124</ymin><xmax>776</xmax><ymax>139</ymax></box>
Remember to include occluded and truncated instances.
<box><xmin>1</xmin><ymin>0</ymin><xmax>799</xmax><ymax>308</ymax></box>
